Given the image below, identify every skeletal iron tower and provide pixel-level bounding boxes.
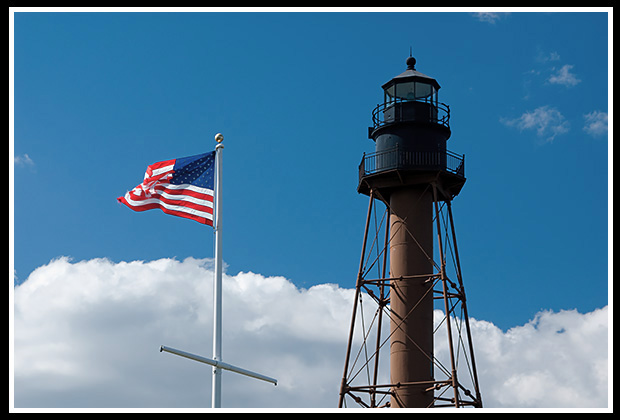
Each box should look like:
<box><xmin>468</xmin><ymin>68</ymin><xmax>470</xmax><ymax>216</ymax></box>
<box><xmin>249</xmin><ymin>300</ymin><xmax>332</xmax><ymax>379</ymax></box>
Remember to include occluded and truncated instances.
<box><xmin>338</xmin><ymin>56</ymin><xmax>482</xmax><ymax>408</ymax></box>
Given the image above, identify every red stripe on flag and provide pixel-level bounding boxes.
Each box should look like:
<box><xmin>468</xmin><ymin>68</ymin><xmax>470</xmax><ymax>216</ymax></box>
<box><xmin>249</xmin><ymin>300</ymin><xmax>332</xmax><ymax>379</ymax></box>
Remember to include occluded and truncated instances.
<box><xmin>145</xmin><ymin>159</ymin><xmax>176</xmax><ymax>178</ymax></box>
<box><xmin>117</xmin><ymin>195</ymin><xmax>213</xmax><ymax>226</ymax></box>
<box><xmin>125</xmin><ymin>189</ymin><xmax>213</xmax><ymax>215</ymax></box>
<box><xmin>151</xmin><ymin>184</ymin><xmax>214</xmax><ymax>202</ymax></box>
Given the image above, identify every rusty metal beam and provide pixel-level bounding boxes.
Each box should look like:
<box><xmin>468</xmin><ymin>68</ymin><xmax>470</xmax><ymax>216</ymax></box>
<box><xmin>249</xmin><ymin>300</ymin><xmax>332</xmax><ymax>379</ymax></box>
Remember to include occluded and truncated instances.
<box><xmin>338</xmin><ymin>190</ymin><xmax>375</xmax><ymax>408</ymax></box>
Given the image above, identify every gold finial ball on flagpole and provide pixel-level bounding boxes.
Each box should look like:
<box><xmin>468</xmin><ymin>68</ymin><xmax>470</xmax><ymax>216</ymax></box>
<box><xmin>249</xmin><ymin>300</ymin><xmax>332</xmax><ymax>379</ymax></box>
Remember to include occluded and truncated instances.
<box><xmin>215</xmin><ymin>133</ymin><xmax>224</xmax><ymax>143</ymax></box>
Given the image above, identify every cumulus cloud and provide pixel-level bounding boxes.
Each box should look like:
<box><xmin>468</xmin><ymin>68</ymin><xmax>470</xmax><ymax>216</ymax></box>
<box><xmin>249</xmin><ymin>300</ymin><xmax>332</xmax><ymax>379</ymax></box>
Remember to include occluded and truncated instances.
<box><xmin>12</xmin><ymin>257</ymin><xmax>608</xmax><ymax>409</ymax></box>
<box><xmin>501</xmin><ymin>106</ymin><xmax>570</xmax><ymax>143</ymax></box>
<box><xmin>548</xmin><ymin>64</ymin><xmax>581</xmax><ymax>87</ymax></box>
<box><xmin>12</xmin><ymin>257</ymin><xmax>354</xmax><ymax>409</ymax></box>
<box><xmin>469</xmin><ymin>307</ymin><xmax>608</xmax><ymax>408</ymax></box>
<box><xmin>583</xmin><ymin>111</ymin><xmax>608</xmax><ymax>137</ymax></box>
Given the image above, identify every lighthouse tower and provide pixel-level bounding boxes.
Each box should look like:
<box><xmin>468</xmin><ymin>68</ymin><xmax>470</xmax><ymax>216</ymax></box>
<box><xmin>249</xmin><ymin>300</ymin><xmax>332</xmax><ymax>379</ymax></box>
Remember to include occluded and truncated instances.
<box><xmin>338</xmin><ymin>56</ymin><xmax>482</xmax><ymax>408</ymax></box>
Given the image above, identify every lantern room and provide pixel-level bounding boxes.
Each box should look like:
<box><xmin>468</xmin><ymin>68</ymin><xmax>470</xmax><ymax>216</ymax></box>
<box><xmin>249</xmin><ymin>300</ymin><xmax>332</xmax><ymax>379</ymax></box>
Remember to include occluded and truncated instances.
<box><xmin>382</xmin><ymin>56</ymin><xmax>440</xmax><ymax>104</ymax></box>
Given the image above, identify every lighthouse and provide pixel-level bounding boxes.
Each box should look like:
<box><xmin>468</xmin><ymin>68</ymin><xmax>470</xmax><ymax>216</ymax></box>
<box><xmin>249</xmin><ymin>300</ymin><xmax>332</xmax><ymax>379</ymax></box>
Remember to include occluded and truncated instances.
<box><xmin>338</xmin><ymin>56</ymin><xmax>482</xmax><ymax>408</ymax></box>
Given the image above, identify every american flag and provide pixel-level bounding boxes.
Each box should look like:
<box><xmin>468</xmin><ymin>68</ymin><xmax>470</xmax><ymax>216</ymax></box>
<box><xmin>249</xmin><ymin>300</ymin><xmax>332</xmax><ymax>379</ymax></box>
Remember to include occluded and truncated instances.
<box><xmin>117</xmin><ymin>151</ymin><xmax>216</xmax><ymax>226</ymax></box>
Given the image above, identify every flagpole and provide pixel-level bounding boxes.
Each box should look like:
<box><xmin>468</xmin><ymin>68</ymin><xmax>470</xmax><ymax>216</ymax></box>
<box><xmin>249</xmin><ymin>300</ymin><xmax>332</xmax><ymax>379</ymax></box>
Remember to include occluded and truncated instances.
<box><xmin>212</xmin><ymin>133</ymin><xmax>224</xmax><ymax>408</ymax></box>
<box><xmin>157</xmin><ymin>134</ymin><xmax>277</xmax><ymax>406</ymax></box>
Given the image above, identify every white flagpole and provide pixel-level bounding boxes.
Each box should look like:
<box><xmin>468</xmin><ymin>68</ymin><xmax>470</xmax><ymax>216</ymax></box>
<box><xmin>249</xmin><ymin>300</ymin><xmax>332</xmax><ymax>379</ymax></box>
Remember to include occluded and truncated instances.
<box><xmin>160</xmin><ymin>133</ymin><xmax>276</xmax><ymax>407</ymax></box>
<box><xmin>212</xmin><ymin>133</ymin><xmax>224</xmax><ymax>408</ymax></box>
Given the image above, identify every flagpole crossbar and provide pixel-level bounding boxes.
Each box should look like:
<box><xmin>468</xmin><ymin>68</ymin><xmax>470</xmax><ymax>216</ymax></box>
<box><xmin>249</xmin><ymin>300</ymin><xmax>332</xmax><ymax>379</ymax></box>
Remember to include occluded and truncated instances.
<box><xmin>160</xmin><ymin>345</ymin><xmax>278</xmax><ymax>386</ymax></box>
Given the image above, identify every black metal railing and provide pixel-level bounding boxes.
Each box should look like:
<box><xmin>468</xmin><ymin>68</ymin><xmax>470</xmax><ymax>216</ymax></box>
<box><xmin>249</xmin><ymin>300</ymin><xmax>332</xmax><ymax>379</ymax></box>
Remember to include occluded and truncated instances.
<box><xmin>359</xmin><ymin>145</ymin><xmax>465</xmax><ymax>180</ymax></box>
<box><xmin>371</xmin><ymin>98</ymin><xmax>450</xmax><ymax>130</ymax></box>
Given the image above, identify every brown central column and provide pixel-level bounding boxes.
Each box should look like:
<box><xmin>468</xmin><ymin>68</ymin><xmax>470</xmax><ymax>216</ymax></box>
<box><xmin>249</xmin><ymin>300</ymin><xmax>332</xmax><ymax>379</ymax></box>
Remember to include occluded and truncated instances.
<box><xmin>389</xmin><ymin>186</ymin><xmax>434</xmax><ymax>408</ymax></box>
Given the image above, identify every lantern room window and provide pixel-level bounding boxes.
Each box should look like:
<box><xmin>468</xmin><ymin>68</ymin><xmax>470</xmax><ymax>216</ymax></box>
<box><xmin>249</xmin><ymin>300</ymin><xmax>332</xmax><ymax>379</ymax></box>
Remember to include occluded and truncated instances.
<box><xmin>384</xmin><ymin>79</ymin><xmax>436</xmax><ymax>102</ymax></box>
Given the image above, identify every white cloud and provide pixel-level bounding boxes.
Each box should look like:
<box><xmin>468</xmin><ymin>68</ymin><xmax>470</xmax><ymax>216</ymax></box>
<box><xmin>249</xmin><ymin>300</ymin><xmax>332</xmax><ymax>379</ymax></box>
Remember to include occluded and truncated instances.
<box><xmin>470</xmin><ymin>307</ymin><xmax>608</xmax><ymax>408</ymax></box>
<box><xmin>12</xmin><ymin>257</ymin><xmax>608</xmax><ymax>409</ymax></box>
<box><xmin>12</xmin><ymin>257</ymin><xmax>354</xmax><ymax>409</ymax></box>
<box><xmin>501</xmin><ymin>106</ymin><xmax>570</xmax><ymax>143</ymax></box>
<box><xmin>536</xmin><ymin>51</ymin><xmax>561</xmax><ymax>63</ymax></box>
<box><xmin>548</xmin><ymin>64</ymin><xmax>581</xmax><ymax>87</ymax></box>
<box><xmin>583</xmin><ymin>111</ymin><xmax>608</xmax><ymax>137</ymax></box>
<box><xmin>472</xmin><ymin>12</ymin><xmax>509</xmax><ymax>24</ymax></box>
<box><xmin>14</xmin><ymin>154</ymin><xmax>35</xmax><ymax>168</ymax></box>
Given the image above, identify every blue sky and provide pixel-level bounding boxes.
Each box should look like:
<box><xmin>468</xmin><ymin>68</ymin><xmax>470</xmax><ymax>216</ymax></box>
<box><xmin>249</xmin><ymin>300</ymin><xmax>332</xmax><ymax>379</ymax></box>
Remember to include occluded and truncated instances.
<box><xmin>12</xmin><ymin>10</ymin><xmax>609</xmax><ymax>333</ymax></box>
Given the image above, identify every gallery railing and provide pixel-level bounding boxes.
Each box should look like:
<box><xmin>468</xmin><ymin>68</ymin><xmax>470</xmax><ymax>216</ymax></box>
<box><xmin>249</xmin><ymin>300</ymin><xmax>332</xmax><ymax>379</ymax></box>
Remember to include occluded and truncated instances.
<box><xmin>359</xmin><ymin>145</ymin><xmax>465</xmax><ymax>181</ymax></box>
<box><xmin>371</xmin><ymin>98</ymin><xmax>451</xmax><ymax>130</ymax></box>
